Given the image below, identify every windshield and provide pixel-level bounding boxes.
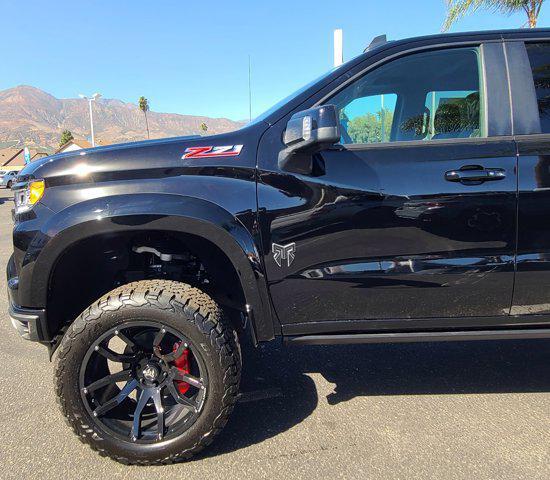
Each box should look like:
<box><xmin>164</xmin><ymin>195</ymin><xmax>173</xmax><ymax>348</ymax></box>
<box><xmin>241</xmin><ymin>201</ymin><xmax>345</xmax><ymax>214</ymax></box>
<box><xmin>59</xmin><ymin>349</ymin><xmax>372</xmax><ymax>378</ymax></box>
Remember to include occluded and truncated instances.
<box><xmin>251</xmin><ymin>68</ymin><xmax>336</xmax><ymax>124</ymax></box>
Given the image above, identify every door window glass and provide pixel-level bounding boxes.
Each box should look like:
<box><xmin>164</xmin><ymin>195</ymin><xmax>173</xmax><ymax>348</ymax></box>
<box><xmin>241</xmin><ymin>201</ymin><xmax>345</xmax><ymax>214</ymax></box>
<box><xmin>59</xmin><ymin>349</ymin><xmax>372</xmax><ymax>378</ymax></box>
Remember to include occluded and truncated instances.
<box><xmin>339</xmin><ymin>94</ymin><xmax>397</xmax><ymax>144</ymax></box>
<box><xmin>424</xmin><ymin>90</ymin><xmax>481</xmax><ymax>140</ymax></box>
<box><xmin>329</xmin><ymin>48</ymin><xmax>484</xmax><ymax>144</ymax></box>
<box><xmin>526</xmin><ymin>43</ymin><xmax>550</xmax><ymax>133</ymax></box>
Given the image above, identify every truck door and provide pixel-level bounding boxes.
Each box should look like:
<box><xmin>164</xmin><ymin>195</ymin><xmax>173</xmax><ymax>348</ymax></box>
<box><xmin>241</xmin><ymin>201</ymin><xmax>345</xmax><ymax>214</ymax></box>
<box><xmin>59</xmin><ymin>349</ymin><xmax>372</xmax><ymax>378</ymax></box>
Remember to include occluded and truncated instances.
<box><xmin>258</xmin><ymin>43</ymin><xmax>518</xmax><ymax>335</ymax></box>
<box><xmin>511</xmin><ymin>40</ymin><xmax>550</xmax><ymax>320</ymax></box>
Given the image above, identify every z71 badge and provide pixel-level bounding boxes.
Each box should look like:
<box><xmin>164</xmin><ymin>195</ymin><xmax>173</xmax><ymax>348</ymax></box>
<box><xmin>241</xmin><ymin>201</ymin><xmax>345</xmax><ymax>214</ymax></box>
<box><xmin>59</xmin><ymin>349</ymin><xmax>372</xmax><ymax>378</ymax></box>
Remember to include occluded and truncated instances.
<box><xmin>182</xmin><ymin>145</ymin><xmax>243</xmax><ymax>159</ymax></box>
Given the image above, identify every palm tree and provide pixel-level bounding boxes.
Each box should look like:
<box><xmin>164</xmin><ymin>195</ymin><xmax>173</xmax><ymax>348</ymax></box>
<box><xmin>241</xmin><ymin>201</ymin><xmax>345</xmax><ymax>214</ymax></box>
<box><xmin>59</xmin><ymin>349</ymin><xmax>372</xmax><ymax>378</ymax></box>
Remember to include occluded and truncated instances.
<box><xmin>443</xmin><ymin>0</ymin><xmax>545</xmax><ymax>31</ymax></box>
<box><xmin>199</xmin><ymin>122</ymin><xmax>208</xmax><ymax>135</ymax></box>
<box><xmin>138</xmin><ymin>96</ymin><xmax>150</xmax><ymax>139</ymax></box>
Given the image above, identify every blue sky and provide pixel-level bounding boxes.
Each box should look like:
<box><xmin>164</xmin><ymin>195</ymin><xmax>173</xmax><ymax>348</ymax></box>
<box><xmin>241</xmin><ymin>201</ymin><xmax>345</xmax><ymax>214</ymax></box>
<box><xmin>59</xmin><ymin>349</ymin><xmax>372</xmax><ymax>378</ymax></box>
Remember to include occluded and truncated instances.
<box><xmin>1</xmin><ymin>0</ymin><xmax>549</xmax><ymax>120</ymax></box>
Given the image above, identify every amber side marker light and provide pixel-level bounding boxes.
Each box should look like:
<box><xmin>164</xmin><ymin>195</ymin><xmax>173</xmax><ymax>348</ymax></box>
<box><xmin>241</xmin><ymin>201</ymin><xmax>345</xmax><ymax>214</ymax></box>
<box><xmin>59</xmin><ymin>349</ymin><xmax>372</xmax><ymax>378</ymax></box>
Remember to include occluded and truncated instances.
<box><xmin>28</xmin><ymin>180</ymin><xmax>45</xmax><ymax>205</ymax></box>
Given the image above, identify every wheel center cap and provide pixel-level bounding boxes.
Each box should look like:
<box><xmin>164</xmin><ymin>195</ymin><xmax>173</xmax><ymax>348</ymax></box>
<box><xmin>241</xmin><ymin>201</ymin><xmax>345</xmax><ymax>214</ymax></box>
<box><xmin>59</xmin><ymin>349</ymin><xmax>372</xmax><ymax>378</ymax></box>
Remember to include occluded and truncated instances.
<box><xmin>142</xmin><ymin>365</ymin><xmax>159</xmax><ymax>382</ymax></box>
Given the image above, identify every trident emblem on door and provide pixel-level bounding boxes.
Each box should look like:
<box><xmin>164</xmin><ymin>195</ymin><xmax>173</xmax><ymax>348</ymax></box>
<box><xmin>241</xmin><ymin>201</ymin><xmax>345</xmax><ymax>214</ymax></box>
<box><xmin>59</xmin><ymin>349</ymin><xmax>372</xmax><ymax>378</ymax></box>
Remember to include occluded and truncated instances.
<box><xmin>272</xmin><ymin>242</ymin><xmax>296</xmax><ymax>268</ymax></box>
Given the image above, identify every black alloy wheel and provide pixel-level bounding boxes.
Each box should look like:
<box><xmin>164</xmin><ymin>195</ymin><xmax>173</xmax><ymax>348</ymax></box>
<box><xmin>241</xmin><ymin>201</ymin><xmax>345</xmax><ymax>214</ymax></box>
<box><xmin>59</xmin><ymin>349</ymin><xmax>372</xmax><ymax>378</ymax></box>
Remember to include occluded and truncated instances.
<box><xmin>79</xmin><ymin>321</ymin><xmax>208</xmax><ymax>443</ymax></box>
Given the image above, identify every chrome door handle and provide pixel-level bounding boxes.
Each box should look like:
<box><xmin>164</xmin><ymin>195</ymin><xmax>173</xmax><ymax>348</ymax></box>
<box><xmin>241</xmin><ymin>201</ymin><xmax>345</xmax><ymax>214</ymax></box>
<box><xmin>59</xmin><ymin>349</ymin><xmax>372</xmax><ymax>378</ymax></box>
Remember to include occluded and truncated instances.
<box><xmin>445</xmin><ymin>167</ymin><xmax>506</xmax><ymax>183</ymax></box>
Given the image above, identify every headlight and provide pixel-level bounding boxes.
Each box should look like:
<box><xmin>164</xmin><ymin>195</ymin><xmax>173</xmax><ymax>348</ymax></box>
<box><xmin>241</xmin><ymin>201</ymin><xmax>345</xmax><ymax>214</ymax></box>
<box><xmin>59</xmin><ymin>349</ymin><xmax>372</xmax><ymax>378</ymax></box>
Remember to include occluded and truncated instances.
<box><xmin>14</xmin><ymin>180</ymin><xmax>45</xmax><ymax>214</ymax></box>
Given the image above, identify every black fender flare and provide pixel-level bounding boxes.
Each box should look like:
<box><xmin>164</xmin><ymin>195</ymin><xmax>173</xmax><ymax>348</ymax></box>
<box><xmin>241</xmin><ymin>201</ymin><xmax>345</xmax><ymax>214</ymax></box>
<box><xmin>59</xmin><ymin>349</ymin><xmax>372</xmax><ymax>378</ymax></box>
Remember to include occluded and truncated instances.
<box><xmin>28</xmin><ymin>193</ymin><xmax>275</xmax><ymax>342</ymax></box>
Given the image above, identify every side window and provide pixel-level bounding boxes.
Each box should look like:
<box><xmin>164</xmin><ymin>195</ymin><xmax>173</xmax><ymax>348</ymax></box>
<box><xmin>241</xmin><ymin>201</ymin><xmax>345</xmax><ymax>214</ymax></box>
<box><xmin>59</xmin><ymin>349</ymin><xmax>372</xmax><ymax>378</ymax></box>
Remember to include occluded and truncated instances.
<box><xmin>339</xmin><ymin>93</ymin><xmax>397</xmax><ymax>144</ymax></box>
<box><xmin>330</xmin><ymin>47</ymin><xmax>484</xmax><ymax>144</ymax></box>
<box><xmin>526</xmin><ymin>43</ymin><xmax>550</xmax><ymax>133</ymax></box>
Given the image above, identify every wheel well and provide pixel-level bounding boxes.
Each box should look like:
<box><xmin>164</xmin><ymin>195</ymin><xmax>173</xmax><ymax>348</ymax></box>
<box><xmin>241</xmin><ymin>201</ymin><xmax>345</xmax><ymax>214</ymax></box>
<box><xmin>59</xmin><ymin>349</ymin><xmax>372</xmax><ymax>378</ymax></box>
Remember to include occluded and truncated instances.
<box><xmin>47</xmin><ymin>230</ymin><xmax>247</xmax><ymax>343</ymax></box>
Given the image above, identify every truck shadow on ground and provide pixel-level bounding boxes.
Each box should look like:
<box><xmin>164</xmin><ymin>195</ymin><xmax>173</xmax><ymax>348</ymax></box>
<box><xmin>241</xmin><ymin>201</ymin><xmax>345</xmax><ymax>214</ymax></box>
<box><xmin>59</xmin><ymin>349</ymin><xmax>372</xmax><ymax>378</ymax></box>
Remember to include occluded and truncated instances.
<box><xmin>206</xmin><ymin>339</ymin><xmax>550</xmax><ymax>458</ymax></box>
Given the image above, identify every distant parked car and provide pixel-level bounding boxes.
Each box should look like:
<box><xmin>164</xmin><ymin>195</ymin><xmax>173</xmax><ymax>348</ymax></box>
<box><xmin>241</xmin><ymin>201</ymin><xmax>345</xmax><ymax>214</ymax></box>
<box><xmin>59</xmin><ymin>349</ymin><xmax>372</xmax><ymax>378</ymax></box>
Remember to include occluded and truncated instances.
<box><xmin>1</xmin><ymin>170</ymin><xmax>19</xmax><ymax>188</ymax></box>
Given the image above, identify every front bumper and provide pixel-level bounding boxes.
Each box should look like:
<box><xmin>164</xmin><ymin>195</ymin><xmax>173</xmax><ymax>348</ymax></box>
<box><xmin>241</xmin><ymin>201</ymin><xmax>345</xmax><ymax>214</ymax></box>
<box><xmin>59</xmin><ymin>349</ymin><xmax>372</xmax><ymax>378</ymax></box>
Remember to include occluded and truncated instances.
<box><xmin>7</xmin><ymin>254</ymin><xmax>47</xmax><ymax>342</ymax></box>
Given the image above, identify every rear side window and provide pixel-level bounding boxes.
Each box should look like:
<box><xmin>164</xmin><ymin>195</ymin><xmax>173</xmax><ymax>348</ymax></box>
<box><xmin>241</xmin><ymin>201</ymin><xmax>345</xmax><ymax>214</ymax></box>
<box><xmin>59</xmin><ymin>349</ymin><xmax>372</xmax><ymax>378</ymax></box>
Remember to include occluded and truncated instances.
<box><xmin>526</xmin><ymin>43</ymin><xmax>550</xmax><ymax>133</ymax></box>
<box><xmin>329</xmin><ymin>47</ymin><xmax>484</xmax><ymax>144</ymax></box>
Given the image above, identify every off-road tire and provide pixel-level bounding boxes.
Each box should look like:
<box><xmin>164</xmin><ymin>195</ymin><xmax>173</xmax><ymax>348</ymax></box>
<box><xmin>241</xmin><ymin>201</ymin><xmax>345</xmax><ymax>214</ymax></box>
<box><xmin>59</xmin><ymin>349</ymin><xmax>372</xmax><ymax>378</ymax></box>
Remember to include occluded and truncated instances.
<box><xmin>54</xmin><ymin>280</ymin><xmax>241</xmax><ymax>465</ymax></box>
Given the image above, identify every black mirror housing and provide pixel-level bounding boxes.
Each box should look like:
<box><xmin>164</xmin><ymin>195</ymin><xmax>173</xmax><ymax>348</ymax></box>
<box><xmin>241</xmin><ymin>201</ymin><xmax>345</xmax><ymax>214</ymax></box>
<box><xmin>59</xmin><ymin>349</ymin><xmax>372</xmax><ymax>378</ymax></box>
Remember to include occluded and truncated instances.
<box><xmin>278</xmin><ymin>105</ymin><xmax>340</xmax><ymax>173</ymax></box>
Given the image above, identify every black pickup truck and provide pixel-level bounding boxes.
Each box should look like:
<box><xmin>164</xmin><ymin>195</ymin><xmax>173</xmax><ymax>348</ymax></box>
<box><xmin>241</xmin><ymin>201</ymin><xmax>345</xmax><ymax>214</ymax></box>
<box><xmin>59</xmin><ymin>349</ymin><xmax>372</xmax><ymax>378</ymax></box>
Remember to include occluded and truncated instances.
<box><xmin>7</xmin><ymin>28</ymin><xmax>550</xmax><ymax>464</ymax></box>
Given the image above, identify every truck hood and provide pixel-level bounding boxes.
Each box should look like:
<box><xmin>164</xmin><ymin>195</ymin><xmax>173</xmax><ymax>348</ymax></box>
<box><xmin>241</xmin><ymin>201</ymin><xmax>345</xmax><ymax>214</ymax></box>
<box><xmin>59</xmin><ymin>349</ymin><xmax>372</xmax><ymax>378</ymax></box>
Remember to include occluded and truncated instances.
<box><xmin>18</xmin><ymin>126</ymin><xmax>263</xmax><ymax>187</ymax></box>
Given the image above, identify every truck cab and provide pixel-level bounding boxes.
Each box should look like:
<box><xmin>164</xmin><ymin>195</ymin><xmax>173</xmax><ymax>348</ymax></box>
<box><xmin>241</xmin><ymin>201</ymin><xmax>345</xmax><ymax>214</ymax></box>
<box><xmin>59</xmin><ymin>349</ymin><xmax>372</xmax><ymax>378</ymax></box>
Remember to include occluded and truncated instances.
<box><xmin>7</xmin><ymin>29</ymin><xmax>550</xmax><ymax>464</ymax></box>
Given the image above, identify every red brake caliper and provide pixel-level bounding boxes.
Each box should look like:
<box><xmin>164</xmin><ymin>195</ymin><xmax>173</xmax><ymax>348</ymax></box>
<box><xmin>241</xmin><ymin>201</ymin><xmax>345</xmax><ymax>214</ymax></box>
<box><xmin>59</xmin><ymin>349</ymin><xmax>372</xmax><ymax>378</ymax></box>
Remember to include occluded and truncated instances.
<box><xmin>173</xmin><ymin>342</ymin><xmax>191</xmax><ymax>394</ymax></box>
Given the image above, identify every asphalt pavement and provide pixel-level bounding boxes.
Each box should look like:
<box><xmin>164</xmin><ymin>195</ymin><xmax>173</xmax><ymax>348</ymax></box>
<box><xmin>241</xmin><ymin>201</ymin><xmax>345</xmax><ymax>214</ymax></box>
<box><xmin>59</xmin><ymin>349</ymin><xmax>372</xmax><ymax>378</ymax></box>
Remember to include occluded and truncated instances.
<box><xmin>0</xmin><ymin>188</ymin><xmax>549</xmax><ymax>479</ymax></box>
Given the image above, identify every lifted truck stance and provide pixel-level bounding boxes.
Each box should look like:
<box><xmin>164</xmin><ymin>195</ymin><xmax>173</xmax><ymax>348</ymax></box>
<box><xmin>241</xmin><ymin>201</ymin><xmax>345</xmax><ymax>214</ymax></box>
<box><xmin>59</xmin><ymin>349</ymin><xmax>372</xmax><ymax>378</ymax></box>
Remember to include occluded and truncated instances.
<box><xmin>8</xmin><ymin>29</ymin><xmax>550</xmax><ymax>464</ymax></box>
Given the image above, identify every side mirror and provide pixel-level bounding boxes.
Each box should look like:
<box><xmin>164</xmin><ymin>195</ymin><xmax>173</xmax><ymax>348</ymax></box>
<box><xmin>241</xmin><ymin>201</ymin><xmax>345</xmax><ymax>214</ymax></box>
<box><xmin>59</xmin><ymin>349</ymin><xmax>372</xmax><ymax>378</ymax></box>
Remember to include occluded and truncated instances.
<box><xmin>278</xmin><ymin>104</ymin><xmax>341</xmax><ymax>173</ymax></box>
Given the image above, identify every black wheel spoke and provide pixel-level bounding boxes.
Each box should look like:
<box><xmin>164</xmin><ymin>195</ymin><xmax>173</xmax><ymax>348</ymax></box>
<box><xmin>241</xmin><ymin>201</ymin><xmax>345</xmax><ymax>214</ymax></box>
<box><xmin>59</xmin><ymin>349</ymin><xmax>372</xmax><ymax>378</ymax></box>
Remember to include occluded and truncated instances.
<box><xmin>152</xmin><ymin>389</ymin><xmax>165</xmax><ymax>440</ymax></box>
<box><xmin>131</xmin><ymin>387</ymin><xmax>154</xmax><ymax>441</ymax></box>
<box><xmin>167</xmin><ymin>381</ymin><xmax>198</xmax><ymax>412</ymax></box>
<box><xmin>93</xmin><ymin>379</ymin><xmax>138</xmax><ymax>417</ymax></box>
<box><xmin>84</xmin><ymin>369</ymin><xmax>132</xmax><ymax>393</ymax></box>
<box><xmin>95</xmin><ymin>345</ymin><xmax>137</xmax><ymax>363</ymax></box>
<box><xmin>152</xmin><ymin>328</ymin><xmax>166</xmax><ymax>358</ymax></box>
<box><xmin>115</xmin><ymin>330</ymin><xmax>136</xmax><ymax>350</ymax></box>
<box><xmin>170</xmin><ymin>367</ymin><xmax>204</xmax><ymax>389</ymax></box>
<box><xmin>160</xmin><ymin>341</ymin><xmax>187</xmax><ymax>363</ymax></box>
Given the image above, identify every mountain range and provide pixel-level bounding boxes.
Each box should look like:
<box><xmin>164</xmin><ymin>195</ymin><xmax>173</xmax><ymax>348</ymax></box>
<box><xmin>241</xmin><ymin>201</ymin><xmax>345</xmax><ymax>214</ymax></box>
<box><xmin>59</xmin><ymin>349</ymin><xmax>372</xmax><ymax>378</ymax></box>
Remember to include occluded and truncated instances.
<box><xmin>0</xmin><ymin>86</ymin><xmax>244</xmax><ymax>150</ymax></box>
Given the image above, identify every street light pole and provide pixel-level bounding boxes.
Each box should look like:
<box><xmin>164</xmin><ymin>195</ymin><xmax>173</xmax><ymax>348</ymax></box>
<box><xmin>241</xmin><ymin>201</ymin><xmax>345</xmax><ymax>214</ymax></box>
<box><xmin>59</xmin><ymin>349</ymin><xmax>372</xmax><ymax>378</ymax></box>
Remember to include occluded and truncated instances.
<box><xmin>79</xmin><ymin>93</ymin><xmax>102</xmax><ymax>147</ymax></box>
<box><xmin>248</xmin><ymin>54</ymin><xmax>252</xmax><ymax>123</ymax></box>
<box><xmin>88</xmin><ymin>98</ymin><xmax>95</xmax><ymax>146</ymax></box>
<box><xmin>334</xmin><ymin>29</ymin><xmax>343</xmax><ymax>67</ymax></box>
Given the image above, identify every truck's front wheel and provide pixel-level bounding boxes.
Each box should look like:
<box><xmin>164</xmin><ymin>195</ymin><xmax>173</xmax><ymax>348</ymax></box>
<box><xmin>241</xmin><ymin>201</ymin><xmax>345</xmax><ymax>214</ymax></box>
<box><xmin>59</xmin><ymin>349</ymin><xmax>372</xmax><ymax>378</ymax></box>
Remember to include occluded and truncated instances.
<box><xmin>54</xmin><ymin>280</ymin><xmax>241</xmax><ymax>464</ymax></box>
